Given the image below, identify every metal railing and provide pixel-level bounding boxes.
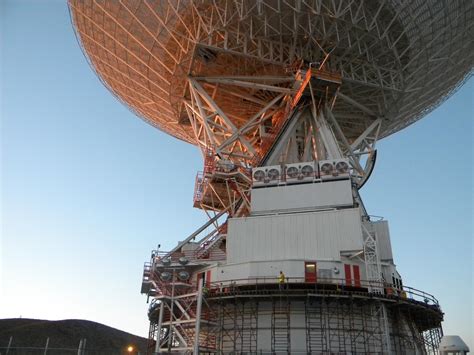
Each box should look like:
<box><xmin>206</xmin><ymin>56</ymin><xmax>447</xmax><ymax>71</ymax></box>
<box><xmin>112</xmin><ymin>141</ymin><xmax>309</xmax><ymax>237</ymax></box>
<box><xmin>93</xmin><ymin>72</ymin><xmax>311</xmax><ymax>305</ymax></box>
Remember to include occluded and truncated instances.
<box><xmin>143</xmin><ymin>259</ymin><xmax>440</xmax><ymax>307</ymax></box>
<box><xmin>193</xmin><ymin>172</ymin><xmax>206</xmax><ymax>203</ymax></box>
<box><xmin>204</xmin><ymin>276</ymin><xmax>440</xmax><ymax>307</ymax></box>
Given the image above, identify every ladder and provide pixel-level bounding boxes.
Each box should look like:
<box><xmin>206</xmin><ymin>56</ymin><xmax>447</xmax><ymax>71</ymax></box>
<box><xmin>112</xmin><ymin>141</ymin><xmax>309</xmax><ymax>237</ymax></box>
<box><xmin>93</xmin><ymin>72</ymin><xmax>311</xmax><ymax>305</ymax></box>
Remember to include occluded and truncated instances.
<box><xmin>362</xmin><ymin>222</ymin><xmax>383</xmax><ymax>293</ymax></box>
<box><xmin>305</xmin><ymin>299</ymin><xmax>327</xmax><ymax>354</ymax></box>
<box><xmin>272</xmin><ymin>296</ymin><xmax>291</xmax><ymax>354</ymax></box>
<box><xmin>240</xmin><ymin>302</ymin><xmax>258</xmax><ymax>353</ymax></box>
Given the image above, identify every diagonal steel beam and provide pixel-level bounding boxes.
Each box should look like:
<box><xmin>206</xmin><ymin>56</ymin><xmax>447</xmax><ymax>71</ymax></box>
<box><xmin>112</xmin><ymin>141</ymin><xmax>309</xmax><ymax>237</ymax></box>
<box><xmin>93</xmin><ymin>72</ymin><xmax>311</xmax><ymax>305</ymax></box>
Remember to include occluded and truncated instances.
<box><xmin>196</xmin><ymin>77</ymin><xmax>295</xmax><ymax>94</ymax></box>
<box><xmin>338</xmin><ymin>92</ymin><xmax>378</xmax><ymax>117</ymax></box>
<box><xmin>218</xmin><ymin>93</ymin><xmax>285</xmax><ymax>151</ymax></box>
<box><xmin>350</xmin><ymin>119</ymin><xmax>382</xmax><ymax>150</ymax></box>
<box><xmin>190</xmin><ymin>78</ymin><xmax>256</xmax><ymax>156</ymax></box>
<box><xmin>325</xmin><ymin>107</ymin><xmax>365</xmax><ymax>174</ymax></box>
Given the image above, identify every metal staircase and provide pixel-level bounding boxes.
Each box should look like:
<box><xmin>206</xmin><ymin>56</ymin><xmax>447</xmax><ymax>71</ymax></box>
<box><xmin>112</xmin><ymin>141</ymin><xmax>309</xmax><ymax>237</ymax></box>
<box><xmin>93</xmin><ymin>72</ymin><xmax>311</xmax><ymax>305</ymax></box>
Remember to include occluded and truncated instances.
<box><xmin>194</xmin><ymin>225</ymin><xmax>227</xmax><ymax>260</ymax></box>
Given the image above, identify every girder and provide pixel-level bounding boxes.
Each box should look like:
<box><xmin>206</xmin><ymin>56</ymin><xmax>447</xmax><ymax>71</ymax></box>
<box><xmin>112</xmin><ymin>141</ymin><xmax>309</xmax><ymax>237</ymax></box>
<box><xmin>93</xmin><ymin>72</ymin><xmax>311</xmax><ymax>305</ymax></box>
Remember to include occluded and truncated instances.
<box><xmin>69</xmin><ymin>0</ymin><xmax>473</xmax><ymax>146</ymax></box>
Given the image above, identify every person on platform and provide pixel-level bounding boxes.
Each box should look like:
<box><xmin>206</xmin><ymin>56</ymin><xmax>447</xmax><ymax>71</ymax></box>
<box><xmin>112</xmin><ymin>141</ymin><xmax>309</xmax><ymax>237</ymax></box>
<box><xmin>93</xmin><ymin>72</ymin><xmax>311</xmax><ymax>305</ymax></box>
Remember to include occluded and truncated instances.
<box><xmin>278</xmin><ymin>271</ymin><xmax>286</xmax><ymax>291</ymax></box>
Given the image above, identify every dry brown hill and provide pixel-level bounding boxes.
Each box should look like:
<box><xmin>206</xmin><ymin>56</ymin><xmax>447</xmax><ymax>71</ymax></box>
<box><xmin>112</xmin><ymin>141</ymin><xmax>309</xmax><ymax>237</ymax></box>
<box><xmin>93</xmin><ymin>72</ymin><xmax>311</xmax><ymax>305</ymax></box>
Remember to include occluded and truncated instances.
<box><xmin>0</xmin><ymin>318</ymin><xmax>149</xmax><ymax>354</ymax></box>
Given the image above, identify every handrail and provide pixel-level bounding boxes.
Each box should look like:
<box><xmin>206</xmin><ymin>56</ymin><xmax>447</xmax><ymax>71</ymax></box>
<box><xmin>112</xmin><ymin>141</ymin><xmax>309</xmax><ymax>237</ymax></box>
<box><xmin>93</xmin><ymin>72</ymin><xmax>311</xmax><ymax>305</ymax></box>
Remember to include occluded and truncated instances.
<box><xmin>193</xmin><ymin>172</ymin><xmax>205</xmax><ymax>203</ymax></box>
<box><xmin>142</xmin><ymin>269</ymin><xmax>441</xmax><ymax>309</ymax></box>
<box><xmin>203</xmin><ymin>276</ymin><xmax>440</xmax><ymax>306</ymax></box>
<box><xmin>166</xmin><ymin>209</ymin><xmax>227</xmax><ymax>256</ymax></box>
<box><xmin>194</xmin><ymin>232</ymin><xmax>226</xmax><ymax>259</ymax></box>
<box><xmin>194</xmin><ymin>167</ymin><xmax>252</xmax><ymax>203</ymax></box>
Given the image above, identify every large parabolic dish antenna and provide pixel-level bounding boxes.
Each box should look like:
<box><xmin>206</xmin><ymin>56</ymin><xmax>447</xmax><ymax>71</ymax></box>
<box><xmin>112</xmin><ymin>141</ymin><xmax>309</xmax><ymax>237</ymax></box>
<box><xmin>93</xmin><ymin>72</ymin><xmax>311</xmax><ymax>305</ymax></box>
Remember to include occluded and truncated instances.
<box><xmin>69</xmin><ymin>0</ymin><xmax>473</xmax><ymax>147</ymax></box>
<box><xmin>69</xmin><ymin>3</ymin><xmax>473</xmax><ymax>352</ymax></box>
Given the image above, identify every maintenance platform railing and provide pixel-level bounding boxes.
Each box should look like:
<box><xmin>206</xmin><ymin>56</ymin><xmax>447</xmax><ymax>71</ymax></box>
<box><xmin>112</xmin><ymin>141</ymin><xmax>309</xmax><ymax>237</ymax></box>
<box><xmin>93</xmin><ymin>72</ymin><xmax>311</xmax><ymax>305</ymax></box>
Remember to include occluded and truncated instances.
<box><xmin>144</xmin><ymin>271</ymin><xmax>440</xmax><ymax>309</ymax></box>
<box><xmin>145</xmin><ymin>274</ymin><xmax>443</xmax><ymax>353</ymax></box>
<box><xmin>193</xmin><ymin>151</ymin><xmax>252</xmax><ymax>209</ymax></box>
<box><xmin>204</xmin><ymin>276</ymin><xmax>440</xmax><ymax>306</ymax></box>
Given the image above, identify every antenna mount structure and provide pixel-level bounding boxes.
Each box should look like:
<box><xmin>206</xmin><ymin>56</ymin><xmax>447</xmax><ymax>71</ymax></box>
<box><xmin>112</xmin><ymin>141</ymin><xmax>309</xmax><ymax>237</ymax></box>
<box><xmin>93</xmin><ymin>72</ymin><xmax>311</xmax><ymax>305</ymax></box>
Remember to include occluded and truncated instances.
<box><xmin>70</xmin><ymin>1</ymin><xmax>472</xmax><ymax>353</ymax></box>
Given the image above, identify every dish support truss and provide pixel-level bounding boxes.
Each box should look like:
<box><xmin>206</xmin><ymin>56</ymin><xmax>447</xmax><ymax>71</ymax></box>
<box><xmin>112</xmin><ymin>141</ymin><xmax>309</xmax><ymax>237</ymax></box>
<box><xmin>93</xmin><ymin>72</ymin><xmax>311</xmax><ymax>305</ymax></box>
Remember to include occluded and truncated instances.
<box><xmin>69</xmin><ymin>0</ymin><xmax>474</xmax><ymax>145</ymax></box>
<box><xmin>188</xmin><ymin>66</ymin><xmax>382</xmax><ymax>216</ymax></box>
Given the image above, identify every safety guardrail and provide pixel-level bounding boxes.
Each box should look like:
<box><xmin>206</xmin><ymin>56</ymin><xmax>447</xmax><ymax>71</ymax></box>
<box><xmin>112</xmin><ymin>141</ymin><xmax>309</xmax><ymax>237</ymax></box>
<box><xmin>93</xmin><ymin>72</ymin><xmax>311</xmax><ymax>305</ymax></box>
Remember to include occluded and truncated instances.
<box><xmin>204</xmin><ymin>276</ymin><xmax>440</xmax><ymax>306</ymax></box>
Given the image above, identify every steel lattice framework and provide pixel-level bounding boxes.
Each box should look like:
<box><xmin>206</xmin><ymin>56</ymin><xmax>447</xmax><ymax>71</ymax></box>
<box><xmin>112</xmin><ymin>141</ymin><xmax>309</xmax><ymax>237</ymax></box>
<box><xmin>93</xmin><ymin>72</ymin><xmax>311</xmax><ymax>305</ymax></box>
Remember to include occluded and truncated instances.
<box><xmin>69</xmin><ymin>0</ymin><xmax>473</xmax><ymax>156</ymax></box>
<box><xmin>68</xmin><ymin>2</ymin><xmax>471</xmax><ymax>353</ymax></box>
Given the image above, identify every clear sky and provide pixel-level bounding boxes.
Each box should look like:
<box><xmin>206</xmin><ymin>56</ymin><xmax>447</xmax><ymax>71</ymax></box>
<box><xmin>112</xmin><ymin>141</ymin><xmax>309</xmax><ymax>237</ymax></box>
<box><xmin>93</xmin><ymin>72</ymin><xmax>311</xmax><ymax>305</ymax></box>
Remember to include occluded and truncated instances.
<box><xmin>1</xmin><ymin>0</ymin><xmax>472</xmax><ymax>348</ymax></box>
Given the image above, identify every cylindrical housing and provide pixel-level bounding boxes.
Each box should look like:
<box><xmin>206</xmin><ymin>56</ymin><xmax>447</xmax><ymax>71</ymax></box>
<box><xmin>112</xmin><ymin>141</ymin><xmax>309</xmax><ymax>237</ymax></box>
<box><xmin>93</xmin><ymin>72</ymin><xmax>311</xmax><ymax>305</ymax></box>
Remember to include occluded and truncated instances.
<box><xmin>206</xmin><ymin>292</ymin><xmax>443</xmax><ymax>354</ymax></box>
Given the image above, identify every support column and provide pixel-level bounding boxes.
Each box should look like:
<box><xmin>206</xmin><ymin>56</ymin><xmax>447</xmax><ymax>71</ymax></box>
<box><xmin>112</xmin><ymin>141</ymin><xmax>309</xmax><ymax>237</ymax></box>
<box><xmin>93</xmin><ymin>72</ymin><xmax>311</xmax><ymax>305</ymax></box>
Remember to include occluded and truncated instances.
<box><xmin>193</xmin><ymin>282</ymin><xmax>204</xmax><ymax>354</ymax></box>
<box><xmin>381</xmin><ymin>303</ymin><xmax>393</xmax><ymax>354</ymax></box>
<box><xmin>154</xmin><ymin>302</ymin><xmax>164</xmax><ymax>354</ymax></box>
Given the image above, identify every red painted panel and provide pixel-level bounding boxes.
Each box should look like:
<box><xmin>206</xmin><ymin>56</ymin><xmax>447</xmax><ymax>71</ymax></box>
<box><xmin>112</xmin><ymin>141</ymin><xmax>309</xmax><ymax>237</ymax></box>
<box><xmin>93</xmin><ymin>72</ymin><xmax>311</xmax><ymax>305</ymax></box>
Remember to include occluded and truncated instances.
<box><xmin>344</xmin><ymin>264</ymin><xmax>352</xmax><ymax>286</ymax></box>
<box><xmin>353</xmin><ymin>265</ymin><xmax>361</xmax><ymax>287</ymax></box>
<box><xmin>206</xmin><ymin>270</ymin><xmax>211</xmax><ymax>288</ymax></box>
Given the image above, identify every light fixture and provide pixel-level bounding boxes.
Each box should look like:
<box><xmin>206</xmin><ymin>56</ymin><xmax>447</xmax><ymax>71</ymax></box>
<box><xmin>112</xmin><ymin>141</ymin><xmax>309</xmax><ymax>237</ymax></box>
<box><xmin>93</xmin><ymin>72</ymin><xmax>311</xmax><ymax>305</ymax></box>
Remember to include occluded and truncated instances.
<box><xmin>177</xmin><ymin>271</ymin><xmax>190</xmax><ymax>281</ymax></box>
<box><xmin>160</xmin><ymin>271</ymin><xmax>172</xmax><ymax>281</ymax></box>
<box><xmin>178</xmin><ymin>256</ymin><xmax>189</xmax><ymax>265</ymax></box>
<box><xmin>161</xmin><ymin>258</ymin><xmax>171</xmax><ymax>266</ymax></box>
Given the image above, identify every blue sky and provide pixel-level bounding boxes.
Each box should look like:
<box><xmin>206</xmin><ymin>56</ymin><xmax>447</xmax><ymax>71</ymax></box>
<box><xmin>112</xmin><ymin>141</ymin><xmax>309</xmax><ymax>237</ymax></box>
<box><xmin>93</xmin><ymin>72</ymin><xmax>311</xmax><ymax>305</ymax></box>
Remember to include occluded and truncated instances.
<box><xmin>1</xmin><ymin>0</ymin><xmax>472</xmax><ymax>347</ymax></box>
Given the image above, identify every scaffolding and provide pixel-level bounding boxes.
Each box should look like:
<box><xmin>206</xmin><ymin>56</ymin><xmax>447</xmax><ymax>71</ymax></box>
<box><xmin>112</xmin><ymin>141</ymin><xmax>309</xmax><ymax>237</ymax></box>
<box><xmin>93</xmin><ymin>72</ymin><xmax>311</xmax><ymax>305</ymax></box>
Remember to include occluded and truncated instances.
<box><xmin>210</xmin><ymin>288</ymin><xmax>442</xmax><ymax>354</ymax></box>
<box><xmin>144</xmin><ymin>273</ymin><xmax>443</xmax><ymax>354</ymax></box>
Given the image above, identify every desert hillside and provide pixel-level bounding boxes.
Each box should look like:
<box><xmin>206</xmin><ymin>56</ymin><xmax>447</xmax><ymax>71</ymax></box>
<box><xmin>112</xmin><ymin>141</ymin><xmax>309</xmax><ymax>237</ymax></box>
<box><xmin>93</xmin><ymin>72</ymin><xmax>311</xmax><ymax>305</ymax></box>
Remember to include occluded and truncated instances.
<box><xmin>0</xmin><ymin>318</ymin><xmax>148</xmax><ymax>354</ymax></box>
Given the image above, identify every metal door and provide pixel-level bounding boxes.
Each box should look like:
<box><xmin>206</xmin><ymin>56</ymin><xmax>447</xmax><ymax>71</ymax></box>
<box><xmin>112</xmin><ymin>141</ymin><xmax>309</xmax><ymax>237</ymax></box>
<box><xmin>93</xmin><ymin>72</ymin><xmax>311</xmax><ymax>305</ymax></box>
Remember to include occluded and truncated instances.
<box><xmin>305</xmin><ymin>262</ymin><xmax>317</xmax><ymax>283</ymax></box>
